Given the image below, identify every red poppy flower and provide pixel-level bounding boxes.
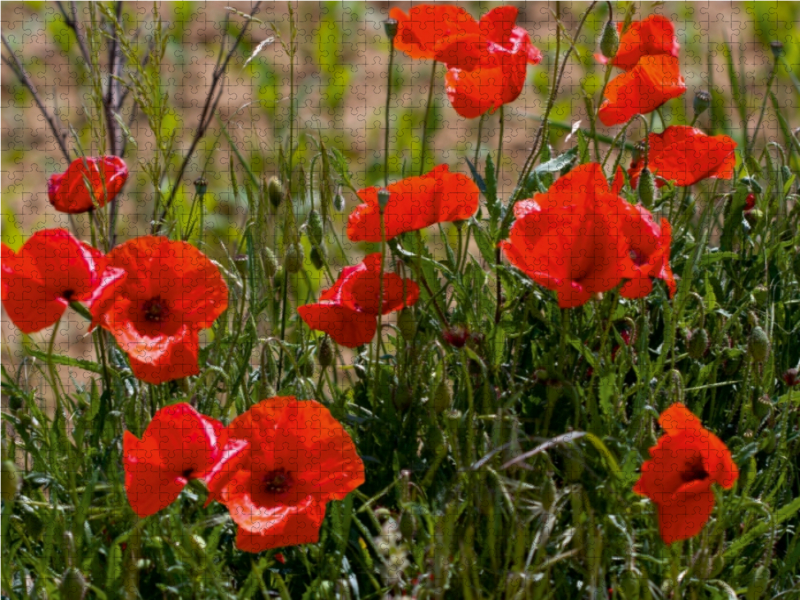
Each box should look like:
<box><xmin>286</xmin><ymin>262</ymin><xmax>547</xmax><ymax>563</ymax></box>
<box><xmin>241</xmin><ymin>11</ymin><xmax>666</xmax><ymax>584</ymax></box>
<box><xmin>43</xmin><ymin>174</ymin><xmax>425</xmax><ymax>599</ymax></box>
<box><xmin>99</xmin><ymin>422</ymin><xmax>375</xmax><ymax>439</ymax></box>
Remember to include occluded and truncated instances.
<box><xmin>620</xmin><ymin>203</ymin><xmax>677</xmax><ymax>299</ymax></box>
<box><xmin>206</xmin><ymin>396</ymin><xmax>365</xmax><ymax>552</ymax></box>
<box><xmin>633</xmin><ymin>403</ymin><xmax>738</xmax><ymax>544</ymax></box>
<box><xmin>390</xmin><ymin>5</ymin><xmax>475</xmax><ymax>60</ymax></box>
<box><xmin>598</xmin><ymin>56</ymin><xmax>686</xmax><ymax>127</ymax></box>
<box><xmin>628</xmin><ymin>126</ymin><xmax>737</xmax><ymax>188</ymax></box>
<box><xmin>123</xmin><ymin>403</ymin><xmax>248</xmax><ymax>517</ymax></box>
<box><xmin>347</xmin><ymin>165</ymin><xmax>480</xmax><ymax>242</ymax></box>
<box><xmin>596</xmin><ymin>15</ymin><xmax>680</xmax><ymax>71</ymax></box>
<box><xmin>1</xmin><ymin>229</ymin><xmax>125</xmax><ymax>334</ymax></box>
<box><xmin>47</xmin><ymin>156</ymin><xmax>128</xmax><ymax>214</ymax></box>
<box><xmin>500</xmin><ymin>164</ymin><xmax>638</xmax><ymax>308</ymax></box>
<box><xmin>433</xmin><ymin>6</ymin><xmax>542</xmax><ymax>118</ymax></box>
<box><xmin>298</xmin><ymin>253</ymin><xmax>419</xmax><ymax>348</ymax></box>
<box><xmin>97</xmin><ymin>236</ymin><xmax>228</xmax><ymax>384</ymax></box>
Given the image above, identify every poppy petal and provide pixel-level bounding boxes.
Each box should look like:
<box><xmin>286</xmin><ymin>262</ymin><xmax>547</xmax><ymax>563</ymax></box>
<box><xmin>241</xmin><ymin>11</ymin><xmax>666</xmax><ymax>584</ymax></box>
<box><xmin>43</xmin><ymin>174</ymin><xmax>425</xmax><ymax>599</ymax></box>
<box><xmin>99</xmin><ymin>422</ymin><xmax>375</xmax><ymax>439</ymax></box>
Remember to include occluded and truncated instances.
<box><xmin>298</xmin><ymin>303</ymin><xmax>377</xmax><ymax>348</ymax></box>
<box><xmin>657</xmin><ymin>479</ymin><xmax>715</xmax><ymax>545</ymax></box>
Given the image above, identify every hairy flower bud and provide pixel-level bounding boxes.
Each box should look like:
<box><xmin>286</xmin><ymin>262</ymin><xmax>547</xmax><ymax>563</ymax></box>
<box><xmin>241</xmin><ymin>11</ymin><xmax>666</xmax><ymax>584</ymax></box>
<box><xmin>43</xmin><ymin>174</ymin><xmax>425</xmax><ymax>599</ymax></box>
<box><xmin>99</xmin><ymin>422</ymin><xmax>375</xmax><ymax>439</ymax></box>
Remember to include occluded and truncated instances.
<box><xmin>600</xmin><ymin>20</ymin><xmax>620</xmax><ymax>59</ymax></box>
<box><xmin>284</xmin><ymin>242</ymin><xmax>305</xmax><ymax>273</ymax></box>
<box><xmin>318</xmin><ymin>336</ymin><xmax>334</xmax><ymax>368</ymax></box>
<box><xmin>306</xmin><ymin>209</ymin><xmax>323</xmax><ymax>247</ymax></box>
<box><xmin>267</xmin><ymin>176</ymin><xmax>283</xmax><ymax>208</ymax></box>
<box><xmin>310</xmin><ymin>245</ymin><xmax>327</xmax><ymax>270</ymax></box>
<box><xmin>782</xmin><ymin>368</ymin><xmax>799</xmax><ymax>387</ymax></box>
<box><xmin>748</xmin><ymin>326</ymin><xmax>770</xmax><ymax>362</ymax></box>
<box><xmin>397</xmin><ymin>308</ymin><xmax>417</xmax><ymax>341</ymax></box>
<box><xmin>261</xmin><ymin>246</ymin><xmax>278</xmax><ymax>278</ymax></box>
<box><xmin>693</xmin><ymin>90</ymin><xmax>711</xmax><ymax>116</ymax></box>
<box><xmin>194</xmin><ymin>177</ymin><xmax>208</xmax><ymax>197</ymax></box>
<box><xmin>433</xmin><ymin>381</ymin><xmax>452</xmax><ymax>414</ymax></box>
<box><xmin>687</xmin><ymin>328</ymin><xmax>709</xmax><ymax>360</ymax></box>
<box><xmin>620</xmin><ymin>570</ymin><xmax>640</xmax><ymax>600</ymax></box>
<box><xmin>59</xmin><ymin>568</ymin><xmax>87</xmax><ymax>600</ymax></box>
<box><xmin>333</xmin><ymin>188</ymin><xmax>346</xmax><ymax>212</ymax></box>
<box><xmin>1</xmin><ymin>460</ymin><xmax>20</xmax><ymax>502</ymax></box>
<box><xmin>638</xmin><ymin>167</ymin><xmax>656</xmax><ymax>207</ymax></box>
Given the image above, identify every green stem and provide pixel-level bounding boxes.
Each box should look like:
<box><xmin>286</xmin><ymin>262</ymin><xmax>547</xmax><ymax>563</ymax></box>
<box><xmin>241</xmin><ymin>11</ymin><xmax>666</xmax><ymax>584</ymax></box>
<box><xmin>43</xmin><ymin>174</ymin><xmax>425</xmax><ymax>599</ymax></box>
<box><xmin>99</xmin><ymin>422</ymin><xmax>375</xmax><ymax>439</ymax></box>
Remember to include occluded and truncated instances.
<box><xmin>748</xmin><ymin>63</ymin><xmax>778</xmax><ymax>158</ymax></box>
<box><xmin>419</xmin><ymin>60</ymin><xmax>437</xmax><ymax>176</ymax></box>
<box><xmin>276</xmin><ymin>249</ymin><xmax>290</xmax><ymax>387</ymax></box>
<box><xmin>496</xmin><ymin>105</ymin><xmax>504</xmax><ymax>187</ymax></box>
<box><xmin>473</xmin><ymin>113</ymin><xmax>485</xmax><ymax>166</ymax></box>
<box><xmin>384</xmin><ymin>35</ymin><xmax>395</xmax><ymax>187</ymax></box>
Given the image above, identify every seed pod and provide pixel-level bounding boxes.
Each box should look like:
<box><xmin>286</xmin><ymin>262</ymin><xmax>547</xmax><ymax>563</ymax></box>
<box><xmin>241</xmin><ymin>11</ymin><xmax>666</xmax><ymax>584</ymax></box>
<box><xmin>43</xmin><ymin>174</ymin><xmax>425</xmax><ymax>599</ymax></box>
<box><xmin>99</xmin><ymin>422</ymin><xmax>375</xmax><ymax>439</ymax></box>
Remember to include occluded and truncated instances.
<box><xmin>333</xmin><ymin>189</ymin><xmax>346</xmax><ymax>212</ymax></box>
<box><xmin>748</xmin><ymin>326</ymin><xmax>770</xmax><ymax>362</ymax></box>
<box><xmin>638</xmin><ymin>167</ymin><xmax>656</xmax><ymax>207</ymax></box>
<box><xmin>746</xmin><ymin>566</ymin><xmax>770</xmax><ymax>600</ymax></box>
<box><xmin>306</xmin><ymin>209</ymin><xmax>324</xmax><ymax>247</ymax></box>
<box><xmin>693</xmin><ymin>90</ymin><xmax>711</xmax><ymax>116</ymax></box>
<box><xmin>267</xmin><ymin>176</ymin><xmax>283</xmax><ymax>208</ymax></box>
<box><xmin>754</xmin><ymin>395</ymin><xmax>772</xmax><ymax>420</ymax></box>
<box><xmin>384</xmin><ymin>18</ymin><xmax>399</xmax><ymax>42</ymax></box>
<box><xmin>396</xmin><ymin>308</ymin><xmax>417</xmax><ymax>341</ymax></box>
<box><xmin>310</xmin><ymin>245</ymin><xmax>327</xmax><ymax>270</ymax></box>
<box><xmin>194</xmin><ymin>177</ymin><xmax>208</xmax><ymax>197</ymax></box>
<box><xmin>284</xmin><ymin>242</ymin><xmax>305</xmax><ymax>274</ymax></box>
<box><xmin>600</xmin><ymin>19</ymin><xmax>620</xmax><ymax>59</ymax></box>
<box><xmin>687</xmin><ymin>328</ymin><xmax>709</xmax><ymax>359</ymax></box>
<box><xmin>318</xmin><ymin>336</ymin><xmax>334</xmax><ymax>368</ymax></box>
<box><xmin>377</xmin><ymin>188</ymin><xmax>392</xmax><ymax>212</ymax></box>
<box><xmin>432</xmin><ymin>381</ymin><xmax>452</xmax><ymax>414</ymax></box>
<box><xmin>620</xmin><ymin>570</ymin><xmax>640</xmax><ymax>600</ymax></box>
<box><xmin>261</xmin><ymin>247</ymin><xmax>278</xmax><ymax>278</ymax></box>
<box><xmin>1</xmin><ymin>460</ymin><xmax>21</xmax><ymax>502</ymax></box>
<box><xmin>770</xmin><ymin>41</ymin><xmax>784</xmax><ymax>60</ymax></box>
<box><xmin>59</xmin><ymin>568</ymin><xmax>88</xmax><ymax>600</ymax></box>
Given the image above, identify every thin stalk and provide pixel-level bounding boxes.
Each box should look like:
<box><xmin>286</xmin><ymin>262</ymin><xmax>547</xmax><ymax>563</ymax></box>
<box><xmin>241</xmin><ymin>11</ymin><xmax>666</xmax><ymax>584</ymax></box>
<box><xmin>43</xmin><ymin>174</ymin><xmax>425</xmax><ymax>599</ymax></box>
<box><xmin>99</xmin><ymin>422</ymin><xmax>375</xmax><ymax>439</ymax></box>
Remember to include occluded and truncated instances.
<box><xmin>747</xmin><ymin>61</ymin><xmax>778</xmax><ymax>158</ymax></box>
<box><xmin>419</xmin><ymin>61</ymin><xmax>438</xmax><ymax>176</ymax></box>
<box><xmin>384</xmin><ymin>34</ymin><xmax>395</xmax><ymax>187</ymax></box>
<box><xmin>496</xmin><ymin>105</ymin><xmax>504</xmax><ymax>189</ymax></box>
<box><xmin>473</xmin><ymin>113</ymin><xmax>486</xmax><ymax>166</ymax></box>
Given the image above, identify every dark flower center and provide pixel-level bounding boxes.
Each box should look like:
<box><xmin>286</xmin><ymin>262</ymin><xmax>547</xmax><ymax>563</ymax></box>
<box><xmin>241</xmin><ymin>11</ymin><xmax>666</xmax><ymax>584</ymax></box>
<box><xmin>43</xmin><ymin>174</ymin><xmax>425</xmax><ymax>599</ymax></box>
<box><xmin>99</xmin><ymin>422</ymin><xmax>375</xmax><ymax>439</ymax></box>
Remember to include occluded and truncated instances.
<box><xmin>262</xmin><ymin>468</ymin><xmax>293</xmax><ymax>494</ymax></box>
<box><xmin>680</xmin><ymin>454</ymin><xmax>708</xmax><ymax>484</ymax></box>
<box><xmin>143</xmin><ymin>297</ymin><xmax>169</xmax><ymax>323</ymax></box>
<box><xmin>182</xmin><ymin>468</ymin><xmax>194</xmax><ymax>479</ymax></box>
<box><xmin>62</xmin><ymin>289</ymin><xmax>75</xmax><ymax>301</ymax></box>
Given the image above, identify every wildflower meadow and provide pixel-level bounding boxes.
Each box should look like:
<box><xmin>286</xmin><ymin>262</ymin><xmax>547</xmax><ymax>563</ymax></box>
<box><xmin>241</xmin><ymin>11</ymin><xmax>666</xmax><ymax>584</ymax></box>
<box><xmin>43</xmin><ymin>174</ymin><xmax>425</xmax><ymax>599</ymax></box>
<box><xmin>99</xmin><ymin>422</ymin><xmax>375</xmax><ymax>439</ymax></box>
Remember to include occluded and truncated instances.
<box><xmin>1</xmin><ymin>2</ymin><xmax>799</xmax><ymax>599</ymax></box>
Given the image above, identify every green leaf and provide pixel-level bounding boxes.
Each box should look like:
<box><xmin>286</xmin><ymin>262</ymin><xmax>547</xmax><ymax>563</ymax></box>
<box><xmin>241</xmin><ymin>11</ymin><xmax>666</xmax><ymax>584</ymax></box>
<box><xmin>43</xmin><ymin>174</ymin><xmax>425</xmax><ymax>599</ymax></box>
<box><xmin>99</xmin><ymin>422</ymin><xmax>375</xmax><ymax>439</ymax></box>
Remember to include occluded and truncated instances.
<box><xmin>25</xmin><ymin>348</ymin><xmax>118</xmax><ymax>377</ymax></box>
<box><xmin>723</xmin><ymin>495</ymin><xmax>800</xmax><ymax>560</ymax></box>
<box><xmin>532</xmin><ymin>147</ymin><xmax>578</xmax><ymax>175</ymax></box>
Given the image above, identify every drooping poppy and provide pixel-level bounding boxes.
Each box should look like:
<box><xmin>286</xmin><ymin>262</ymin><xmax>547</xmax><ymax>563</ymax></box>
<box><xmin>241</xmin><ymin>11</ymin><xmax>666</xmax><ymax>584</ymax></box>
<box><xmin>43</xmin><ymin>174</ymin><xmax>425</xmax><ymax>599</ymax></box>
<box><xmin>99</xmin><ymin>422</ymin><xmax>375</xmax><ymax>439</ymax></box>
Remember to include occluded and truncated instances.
<box><xmin>390</xmin><ymin>5</ymin><xmax>475</xmax><ymax>60</ymax></box>
<box><xmin>206</xmin><ymin>396</ymin><xmax>365</xmax><ymax>552</ymax></box>
<box><xmin>123</xmin><ymin>403</ymin><xmax>248</xmax><ymax>517</ymax></box>
<box><xmin>298</xmin><ymin>253</ymin><xmax>419</xmax><ymax>348</ymax></box>
<box><xmin>433</xmin><ymin>6</ymin><xmax>542</xmax><ymax>118</ymax></box>
<box><xmin>97</xmin><ymin>236</ymin><xmax>228</xmax><ymax>384</ymax></box>
<box><xmin>634</xmin><ymin>403</ymin><xmax>738</xmax><ymax>545</ymax></box>
<box><xmin>47</xmin><ymin>156</ymin><xmax>128</xmax><ymax>214</ymax></box>
<box><xmin>500</xmin><ymin>163</ymin><xmax>638</xmax><ymax>308</ymax></box>
<box><xmin>598</xmin><ymin>55</ymin><xmax>686</xmax><ymax>127</ymax></box>
<box><xmin>596</xmin><ymin>15</ymin><xmax>680</xmax><ymax>71</ymax></box>
<box><xmin>347</xmin><ymin>165</ymin><xmax>480</xmax><ymax>242</ymax></box>
<box><xmin>628</xmin><ymin>126</ymin><xmax>737</xmax><ymax>188</ymax></box>
<box><xmin>1</xmin><ymin>228</ymin><xmax>126</xmax><ymax>334</ymax></box>
<box><xmin>620</xmin><ymin>203</ymin><xmax>677</xmax><ymax>299</ymax></box>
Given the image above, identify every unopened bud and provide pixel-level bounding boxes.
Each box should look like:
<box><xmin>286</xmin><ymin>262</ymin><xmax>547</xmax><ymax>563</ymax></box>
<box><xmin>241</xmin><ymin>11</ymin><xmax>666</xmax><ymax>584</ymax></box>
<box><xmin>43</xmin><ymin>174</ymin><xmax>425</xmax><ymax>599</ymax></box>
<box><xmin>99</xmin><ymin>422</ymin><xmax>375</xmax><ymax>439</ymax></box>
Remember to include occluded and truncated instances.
<box><xmin>377</xmin><ymin>188</ymin><xmax>392</xmax><ymax>212</ymax></box>
<box><xmin>541</xmin><ymin>475</ymin><xmax>556</xmax><ymax>512</ymax></box>
<box><xmin>770</xmin><ymin>41</ymin><xmax>784</xmax><ymax>60</ymax></box>
<box><xmin>745</xmin><ymin>208</ymin><xmax>764</xmax><ymax>227</ymax></box>
<box><xmin>620</xmin><ymin>570</ymin><xmax>640</xmax><ymax>600</ymax></box>
<box><xmin>1</xmin><ymin>460</ymin><xmax>21</xmax><ymax>502</ymax></box>
<box><xmin>301</xmin><ymin>358</ymin><xmax>315</xmax><ymax>378</ymax></box>
<box><xmin>310</xmin><ymin>245</ymin><xmax>327</xmax><ymax>270</ymax></box>
<box><xmin>638</xmin><ymin>167</ymin><xmax>656</xmax><ymax>207</ymax></box>
<box><xmin>396</xmin><ymin>308</ymin><xmax>417</xmax><ymax>341</ymax></box>
<box><xmin>267</xmin><ymin>176</ymin><xmax>283</xmax><ymax>208</ymax></box>
<box><xmin>194</xmin><ymin>177</ymin><xmax>208</xmax><ymax>198</ymax></box>
<box><xmin>600</xmin><ymin>20</ymin><xmax>620</xmax><ymax>59</ymax></box>
<box><xmin>748</xmin><ymin>326</ymin><xmax>770</xmax><ymax>362</ymax></box>
<box><xmin>746</xmin><ymin>565</ymin><xmax>770</xmax><ymax>600</ymax></box>
<box><xmin>284</xmin><ymin>242</ymin><xmax>305</xmax><ymax>273</ymax></box>
<box><xmin>687</xmin><ymin>328</ymin><xmax>709</xmax><ymax>360</ymax></box>
<box><xmin>781</xmin><ymin>165</ymin><xmax>793</xmax><ymax>183</ymax></box>
<box><xmin>393</xmin><ymin>385</ymin><xmax>412</xmax><ymax>411</ymax></box>
<box><xmin>333</xmin><ymin>188</ymin><xmax>346</xmax><ymax>212</ymax></box>
<box><xmin>306</xmin><ymin>209</ymin><xmax>324</xmax><ymax>247</ymax></box>
<box><xmin>59</xmin><ymin>568</ymin><xmax>87</xmax><ymax>600</ymax></box>
<box><xmin>384</xmin><ymin>18</ymin><xmax>399</xmax><ymax>42</ymax></box>
<box><xmin>693</xmin><ymin>90</ymin><xmax>711</xmax><ymax>116</ymax></box>
<box><xmin>319</xmin><ymin>336</ymin><xmax>334</xmax><ymax>368</ymax></box>
<box><xmin>261</xmin><ymin>246</ymin><xmax>278</xmax><ymax>278</ymax></box>
<box><xmin>432</xmin><ymin>381</ymin><xmax>452</xmax><ymax>414</ymax></box>
<box><xmin>782</xmin><ymin>368</ymin><xmax>799</xmax><ymax>387</ymax></box>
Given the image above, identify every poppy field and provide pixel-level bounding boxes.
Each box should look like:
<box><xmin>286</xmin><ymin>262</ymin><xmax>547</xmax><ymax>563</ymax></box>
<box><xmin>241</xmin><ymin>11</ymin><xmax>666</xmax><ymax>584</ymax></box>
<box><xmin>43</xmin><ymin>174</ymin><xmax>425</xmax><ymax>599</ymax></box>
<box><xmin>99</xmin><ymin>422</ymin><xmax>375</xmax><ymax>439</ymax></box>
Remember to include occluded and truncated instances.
<box><xmin>2</xmin><ymin>2</ymin><xmax>800</xmax><ymax>599</ymax></box>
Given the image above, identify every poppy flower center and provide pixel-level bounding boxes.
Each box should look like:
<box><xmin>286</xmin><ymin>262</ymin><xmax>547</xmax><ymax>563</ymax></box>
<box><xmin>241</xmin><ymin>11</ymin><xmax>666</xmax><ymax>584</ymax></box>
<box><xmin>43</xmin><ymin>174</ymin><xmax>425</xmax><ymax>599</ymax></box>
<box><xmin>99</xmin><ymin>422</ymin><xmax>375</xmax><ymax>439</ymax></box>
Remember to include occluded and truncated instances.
<box><xmin>143</xmin><ymin>297</ymin><xmax>169</xmax><ymax>323</ymax></box>
<box><xmin>262</xmin><ymin>468</ymin><xmax>293</xmax><ymax>494</ymax></box>
<box><xmin>680</xmin><ymin>454</ymin><xmax>708</xmax><ymax>483</ymax></box>
<box><xmin>61</xmin><ymin>289</ymin><xmax>75</xmax><ymax>301</ymax></box>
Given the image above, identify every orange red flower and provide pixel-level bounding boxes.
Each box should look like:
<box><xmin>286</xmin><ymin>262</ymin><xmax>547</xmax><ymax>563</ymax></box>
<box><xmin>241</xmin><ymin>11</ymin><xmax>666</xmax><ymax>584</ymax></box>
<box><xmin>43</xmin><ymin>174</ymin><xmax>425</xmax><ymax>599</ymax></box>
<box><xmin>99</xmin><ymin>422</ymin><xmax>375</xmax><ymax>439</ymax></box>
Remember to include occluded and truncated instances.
<box><xmin>1</xmin><ymin>229</ymin><xmax>125</xmax><ymax>333</ymax></box>
<box><xmin>47</xmin><ymin>156</ymin><xmax>128</xmax><ymax>214</ymax></box>
<box><xmin>206</xmin><ymin>397</ymin><xmax>365</xmax><ymax>552</ymax></box>
<box><xmin>298</xmin><ymin>253</ymin><xmax>419</xmax><ymax>347</ymax></box>
<box><xmin>598</xmin><ymin>55</ymin><xmax>686</xmax><ymax>127</ymax></box>
<box><xmin>390</xmin><ymin>5</ymin><xmax>475</xmax><ymax>60</ymax></box>
<box><xmin>347</xmin><ymin>165</ymin><xmax>479</xmax><ymax>242</ymax></box>
<box><xmin>628</xmin><ymin>126</ymin><xmax>737</xmax><ymax>188</ymax></box>
<box><xmin>620</xmin><ymin>203</ymin><xmax>677</xmax><ymax>299</ymax></box>
<box><xmin>434</xmin><ymin>7</ymin><xmax>542</xmax><ymax>118</ymax></box>
<box><xmin>500</xmin><ymin>164</ymin><xmax>639</xmax><ymax>308</ymax></box>
<box><xmin>97</xmin><ymin>236</ymin><xmax>228</xmax><ymax>384</ymax></box>
<box><xmin>596</xmin><ymin>15</ymin><xmax>680</xmax><ymax>71</ymax></box>
<box><xmin>123</xmin><ymin>403</ymin><xmax>248</xmax><ymax>517</ymax></box>
<box><xmin>634</xmin><ymin>403</ymin><xmax>738</xmax><ymax>544</ymax></box>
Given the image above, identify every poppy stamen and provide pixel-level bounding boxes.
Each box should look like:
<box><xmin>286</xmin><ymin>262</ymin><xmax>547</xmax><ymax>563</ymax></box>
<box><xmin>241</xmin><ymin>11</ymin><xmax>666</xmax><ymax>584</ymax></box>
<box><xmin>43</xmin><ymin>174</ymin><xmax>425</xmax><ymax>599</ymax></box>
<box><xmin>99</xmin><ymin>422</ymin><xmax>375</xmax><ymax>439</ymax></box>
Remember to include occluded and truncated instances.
<box><xmin>143</xmin><ymin>297</ymin><xmax>169</xmax><ymax>323</ymax></box>
<box><xmin>182</xmin><ymin>468</ymin><xmax>194</xmax><ymax>479</ymax></box>
<box><xmin>62</xmin><ymin>289</ymin><xmax>75</xmax><ymax>300</ymax></box>
<box><xmin>681</xmin><ymin>454</ymin><xmax>709</xmax><ymax>483</ymax></box>
<box><xmin>262</xmin><ymin>468</ymin><xmax>293</xmax><ymax>494</ymax></box>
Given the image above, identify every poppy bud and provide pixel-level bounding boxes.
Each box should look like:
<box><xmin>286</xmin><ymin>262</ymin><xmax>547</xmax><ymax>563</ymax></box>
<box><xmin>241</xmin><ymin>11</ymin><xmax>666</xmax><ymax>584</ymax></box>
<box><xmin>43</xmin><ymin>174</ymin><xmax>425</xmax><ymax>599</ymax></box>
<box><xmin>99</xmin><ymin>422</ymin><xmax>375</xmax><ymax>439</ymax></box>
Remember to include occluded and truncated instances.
<box><xmin>318</xmin><ymin>336</ymin><xmax>334</xmax><ymax>368</ymax></box>
<box><xmin>754</xmin><ymin>395</ymin><xmax>772</xmax><ymax>420</ymax></box>
<box><xmin>687</xmin><ymin>328</ymin><xmax>709</xmax><ymax>360</ymax></box>
<box><xmin>23</xmin><ymin>512</ymin><xmax>43</xmax><ymax>539</ymax></box>
<box><xmin>333</xmin><ymin>188</ymin><xmax>346</xmax><ymax>212</ymax></box>
<box><xmin>620</xmin><ymin>570</ymin><xmax>640</xmax><ymax>600</ymax></box>
<box><xmin>744</xmin><ymin>193</ymin><xmax>757</xmax><ymax>212</ymax></box>
<box><xmin>384</xmin><ymin>18</ymin><xmax>399</xmax><ymax>43</ymax></box>
<box><xmin>261</xmin><ymin>246</ymin><xmax>279</xmax><ymax>278</ymax></box>
<box><xmin>748</xmin><ymin>326</ymin><xmax>770</xmax><ymax>362</ymax></box>
<box><xmin>273</xmin><ymin>267</ymin><xmax>284</xmax><ymax>291</ymax></box>
<box><xmin>769</xmin><ymin>41</ymin><xmax>784</xmax><ymax>60</ymax></box>
<box><xmin>393</xmin><ymin>385</ymin><xmax>412</xmax><ymax>411</ymax></box>
<box><xmin>310</xmin><ymin>245</ymin><xmax>327</xmax><ymax>270</ymax></box>
<box><xmin>746</xmin><ymin>565</ymin><xmax>770</xmax><ymax>600</ymax></box>
<box><xmin>781</xmin><ymin>165</ymin><xmax>793</xmax><ymax>183</ymax></box>
<box><xmin>782</xmin><ymin>368</ymin><xmax>799</xmax><ymax>387</ymax></box>
<box><xmin>638</xmin><ymin>167</ymin><xmax>656</xmax><ymax>207</ymax></box>
<box><xmin>600</xmin><ymin>20</ymin><xmax>620</xmax><ymax>59</ymax></box>
<box><xmin>433</xmin><ymin>381</ymin><xmax>452</xmax><ymax>414</ymax></box>
<box><xmin>306</xmin><ymin>209</ymin><xmax>324</xmax><ymax>247</ymax></box>
<box><xmin>745</xmin><ymin>208</ymin><xmax>764</xmax><ymax>227</ymax></box>
<box><xmin>693</xmin><ymin>90</ymin><xmax>711</xmax><ymax>116</ymax></box>
<box><xmin>752</xmin><ymin>285</ymin><xmax>768</xmax><ymax>304</ymax></box>
<box><xmin>740</xmin><ymin>176</ymin><xmax>762</xmax><ymax>193</ymax></box>
<box><xmin>194</xmin><ymin>177</ymin><xmax>208</xmax><ymax>198</ymax></box>
<box><xmin>564</xmin><ymin>451</ymin><xmax>584</xmax><ymax>482</ymax></box>
<box><xmin>267</xmin><ymin>176</ymin><xmax>283</xmax><ymax>208</ymax></box>
<box><xmin>377</xmin><ymin>188</ymin><xmax>392</xmax><ymax>213</ymax></box>
<box><xmin>284</xmin><ymin>242</ymin><xmax>305</xmax><ymax>273</ymax></box>
<box><xmin>59</xmin><ymin>568</ymin><xmax>87</xmax><ymax>600</ymax></box>
<box><xmin>301</xmin><ymin>359</ymin><xmax>315</xmax><ymax>378</ymax></box>
<box><xmin>399</xmin><ymin>511</ymin><xmax>416</xmax><ymax>540</ymax></box>
<box><xmin>1</xmin><ymin>460</ymin><xmax>20</xmax><ymax>502</ymax></box>
<box><xmin>397</xmin><ymin>308</ymin><xmax>417</xmax><ymax>341</ymax></box>
<box><xmin>233</xmin><ymin>254</ymin><xmax>248</xmax><ymax>278</ymax></box>
<box><xmin>443</xmin><ymin>324</ymin><xmax>469</xmax><ymax>348</ymax></box>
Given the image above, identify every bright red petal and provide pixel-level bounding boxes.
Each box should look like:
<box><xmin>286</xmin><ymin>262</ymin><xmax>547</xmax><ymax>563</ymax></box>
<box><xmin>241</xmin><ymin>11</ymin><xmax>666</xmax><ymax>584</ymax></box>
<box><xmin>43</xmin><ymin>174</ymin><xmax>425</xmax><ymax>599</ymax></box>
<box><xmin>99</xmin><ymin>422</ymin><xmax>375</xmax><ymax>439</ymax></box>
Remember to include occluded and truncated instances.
<box><xmin>47</xmin><ymin>156</ymin><xmax>128</xmax><ymax>214</ymax></box>
<box><xmin>605</xmin><ymin>15</ymin><xmax>680</xmax><ymax>71</ymax></box>
<box><xmin>298</xmin><ymin>302</ymin><xmax>377</xmax><ymax>348</ymax></box>
<box><xmin>656</xmin><ymin>479</ymin><xmax>715</xmax><ymax>544</ymax></box>
<box><xmin>123</xmin><ymin>430</ymin><xmax>186</xmax><ymax>517</ymax></box>
<box><xmin>390</xmin><ymin>5</ymin><xmax>477</xmax><ymax>60</ymax></box>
